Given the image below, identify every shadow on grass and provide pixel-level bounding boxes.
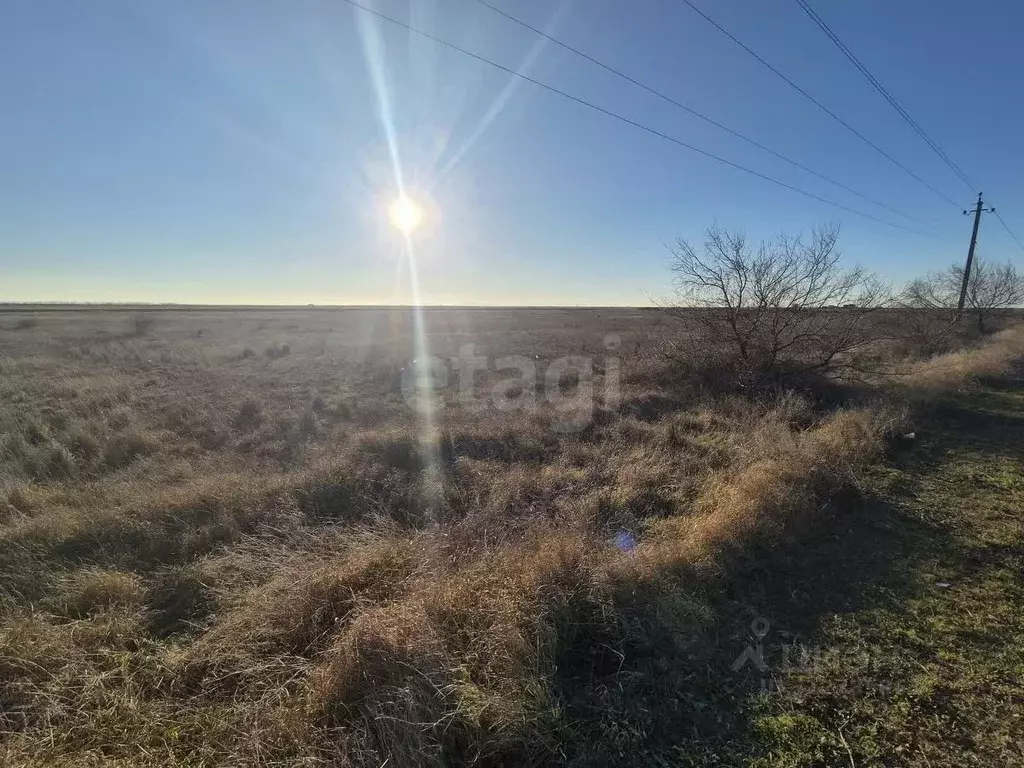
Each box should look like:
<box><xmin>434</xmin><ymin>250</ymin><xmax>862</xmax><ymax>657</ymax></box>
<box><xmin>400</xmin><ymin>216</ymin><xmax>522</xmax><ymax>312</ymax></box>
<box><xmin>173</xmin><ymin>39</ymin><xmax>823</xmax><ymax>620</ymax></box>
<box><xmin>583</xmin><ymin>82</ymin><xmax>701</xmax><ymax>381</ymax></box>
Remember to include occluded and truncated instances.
<box><xmin>552</xmin><ymin>382</ymin><xmax>1024</xmax><ymax>766</ymax></box>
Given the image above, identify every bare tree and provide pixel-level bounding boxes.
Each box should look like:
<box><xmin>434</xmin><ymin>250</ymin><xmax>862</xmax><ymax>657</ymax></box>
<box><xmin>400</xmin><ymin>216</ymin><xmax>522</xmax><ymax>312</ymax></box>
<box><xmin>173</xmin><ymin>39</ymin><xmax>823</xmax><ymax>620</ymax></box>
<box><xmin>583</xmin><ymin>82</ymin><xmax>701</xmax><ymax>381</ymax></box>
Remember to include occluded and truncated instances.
<box><xmin>666</xmin><ymin>223</ymin><xmax>888</xmax><ymax>387</ymax></box>
<box><xmin>903</xmin><ymin>259</ymin><xmax>1024</xmax><ymax>332</ymax></box>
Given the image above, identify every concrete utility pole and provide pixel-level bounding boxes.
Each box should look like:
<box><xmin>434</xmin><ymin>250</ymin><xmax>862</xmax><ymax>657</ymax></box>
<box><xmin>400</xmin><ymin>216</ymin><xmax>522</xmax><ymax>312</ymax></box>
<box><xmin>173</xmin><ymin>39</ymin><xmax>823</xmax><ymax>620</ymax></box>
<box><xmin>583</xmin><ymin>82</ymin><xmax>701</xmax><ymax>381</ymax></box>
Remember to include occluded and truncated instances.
<box><xmin>957</xmin><ymin>193</ymin><xmax>995</xmax><ymax>318</ymax></box>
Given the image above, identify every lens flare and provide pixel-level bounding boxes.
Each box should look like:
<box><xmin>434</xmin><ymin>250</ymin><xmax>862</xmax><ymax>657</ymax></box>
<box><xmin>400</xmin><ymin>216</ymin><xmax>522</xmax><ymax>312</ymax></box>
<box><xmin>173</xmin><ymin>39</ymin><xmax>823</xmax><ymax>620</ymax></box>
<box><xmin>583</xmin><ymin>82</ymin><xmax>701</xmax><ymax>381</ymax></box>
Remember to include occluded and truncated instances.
<box><xmin>388</xmin><ymin>194</ymin><xmax>424</xmax><ymax>235</ymax></box>
<box><xmin>356</xmin><ymin>10</ymin><xmax>438</xmax><ymax>518</ymax></box>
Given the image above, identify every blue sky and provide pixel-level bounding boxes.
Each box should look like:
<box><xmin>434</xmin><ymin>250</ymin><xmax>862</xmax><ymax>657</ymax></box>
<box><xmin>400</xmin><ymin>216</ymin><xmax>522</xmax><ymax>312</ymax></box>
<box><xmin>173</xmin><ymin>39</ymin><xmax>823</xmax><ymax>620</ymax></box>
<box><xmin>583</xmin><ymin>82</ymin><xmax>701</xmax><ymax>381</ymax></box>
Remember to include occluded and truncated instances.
<box><xmin>2</xmin><ymin>0</ymin><xmax>1022</xmax><ymax>305</ymax></box>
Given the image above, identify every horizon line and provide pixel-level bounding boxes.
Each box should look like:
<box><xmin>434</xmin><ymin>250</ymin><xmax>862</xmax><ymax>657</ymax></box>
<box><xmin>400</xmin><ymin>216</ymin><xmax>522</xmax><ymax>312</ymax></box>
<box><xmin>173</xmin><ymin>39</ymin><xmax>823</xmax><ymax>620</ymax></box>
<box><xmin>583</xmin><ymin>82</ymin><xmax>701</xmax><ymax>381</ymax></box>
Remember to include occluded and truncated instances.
<box><xmin>0</xmin><ymin>301</ymin><xmax>657</xmax><ymax>311</ymax></box>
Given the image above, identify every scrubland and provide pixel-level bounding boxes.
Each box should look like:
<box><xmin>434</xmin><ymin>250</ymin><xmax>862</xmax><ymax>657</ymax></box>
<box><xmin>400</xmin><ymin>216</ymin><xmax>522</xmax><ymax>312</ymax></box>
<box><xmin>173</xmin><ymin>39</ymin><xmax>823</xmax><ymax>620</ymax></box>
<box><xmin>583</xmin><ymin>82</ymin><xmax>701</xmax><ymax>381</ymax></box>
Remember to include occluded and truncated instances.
<box><xmin>0</xmin><ymin>307</ymin><xmax>1021</xmax><ymax>766</ymax></box>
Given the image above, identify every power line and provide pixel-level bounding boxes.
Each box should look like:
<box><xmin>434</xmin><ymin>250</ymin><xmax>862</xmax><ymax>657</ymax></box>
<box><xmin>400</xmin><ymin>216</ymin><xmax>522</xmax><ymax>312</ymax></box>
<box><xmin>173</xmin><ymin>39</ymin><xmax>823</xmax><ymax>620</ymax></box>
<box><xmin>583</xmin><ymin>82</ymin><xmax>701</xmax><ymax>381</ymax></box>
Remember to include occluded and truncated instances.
<box><xmin>675</xmin><ymin>0</ymin><xmax>961</xmax><ymax>209</ymax></box>
<box><xmin>786</xmin><ymin>0</ymin><xmax>1019</xmax><ymax>264</ymax></box>
<box><xmin>468</xmin><ymin>0</ymin><xmax>920</xmax><ymax>224</ymax></box>
<box><xmin>994</xmin><ymin>209</ymin><xmax>1024</xmax><ymax>254</ymax></box>
<box><xmin>795</xmin><ymin>1</ymin><xmax>1024</xmax><ymax>260</ymax></box>
<box><xmin>794</xmin><ymin>1</ymin><xmax>1024</xmax><ymax>259</ymax></box>
<box><xmin>338</xmin><ymin>0</ymin><xmax>931</xmax><ymax>235</ymax></box>
<box><xmin>794</xmin><ymin>0</ymin><xmax>975</xmax><ymax>193</ymax></box>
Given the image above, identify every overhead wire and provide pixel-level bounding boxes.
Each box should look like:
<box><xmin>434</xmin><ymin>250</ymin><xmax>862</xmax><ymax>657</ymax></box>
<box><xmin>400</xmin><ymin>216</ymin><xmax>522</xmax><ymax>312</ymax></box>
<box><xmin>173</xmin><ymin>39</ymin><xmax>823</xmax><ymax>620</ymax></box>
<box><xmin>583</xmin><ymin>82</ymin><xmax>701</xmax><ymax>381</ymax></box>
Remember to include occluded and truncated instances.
<box><xmin>338</xmin><ymin>0</ymin><xmax>932</xmax><ymax>235</ymax></box>
<box><xmin>467</xmin><ymin>0</ymin><xmax>921</xmax><ymax>223</ymax></box>
<box><xmin>993</xmin><ymin>210</ymin><xmax>1024</xmax><ymax>255</ymax></box>
<box><xmin>675</xmin><ymin>0</ymin><xmax>961</xmax><ymax>208</ymax></box>
<box><xmin>794</xmin><ymin>0</ymin><xmax>975</xmax><ymax>193</ymax></box>
<box><xmin>792</xmin><ymin>0</ymin><xmax>1024</xmax><ymax>260</ymax></box>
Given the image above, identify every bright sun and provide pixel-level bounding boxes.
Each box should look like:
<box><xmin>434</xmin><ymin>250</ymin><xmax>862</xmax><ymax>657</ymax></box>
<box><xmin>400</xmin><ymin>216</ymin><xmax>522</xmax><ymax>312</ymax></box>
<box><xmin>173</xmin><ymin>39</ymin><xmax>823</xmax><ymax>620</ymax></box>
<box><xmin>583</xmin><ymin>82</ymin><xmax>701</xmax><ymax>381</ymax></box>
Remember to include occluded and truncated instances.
<box><xmin>388</xmin><ymin>194</ymin><xmax>425</xmax><ymax>236</ymax></box>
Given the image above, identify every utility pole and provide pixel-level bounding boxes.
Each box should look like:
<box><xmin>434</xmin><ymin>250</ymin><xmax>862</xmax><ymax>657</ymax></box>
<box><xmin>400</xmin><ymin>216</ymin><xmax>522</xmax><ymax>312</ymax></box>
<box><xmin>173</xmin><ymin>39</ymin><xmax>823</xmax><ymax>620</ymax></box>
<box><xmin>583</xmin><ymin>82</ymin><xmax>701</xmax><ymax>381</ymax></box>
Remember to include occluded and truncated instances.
<box><xmin>957</xmin><ymin>193</ymin><xmax>995</xmax><ymax>318</ymax></box>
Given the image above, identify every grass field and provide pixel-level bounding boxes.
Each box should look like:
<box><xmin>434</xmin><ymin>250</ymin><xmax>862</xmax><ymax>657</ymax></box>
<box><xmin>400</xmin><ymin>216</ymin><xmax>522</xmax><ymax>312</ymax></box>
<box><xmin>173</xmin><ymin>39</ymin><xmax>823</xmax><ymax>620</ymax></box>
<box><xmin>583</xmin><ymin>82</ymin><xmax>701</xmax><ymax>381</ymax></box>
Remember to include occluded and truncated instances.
<box><xmin>742</xmin><ymin>380</ymin><xmax>1024</xmax><ymax>766</ymax></box>
<box><xmin>0</xmin><ymin>307</ymin><xmax>1021</xmax><ymax>766</ymax></box>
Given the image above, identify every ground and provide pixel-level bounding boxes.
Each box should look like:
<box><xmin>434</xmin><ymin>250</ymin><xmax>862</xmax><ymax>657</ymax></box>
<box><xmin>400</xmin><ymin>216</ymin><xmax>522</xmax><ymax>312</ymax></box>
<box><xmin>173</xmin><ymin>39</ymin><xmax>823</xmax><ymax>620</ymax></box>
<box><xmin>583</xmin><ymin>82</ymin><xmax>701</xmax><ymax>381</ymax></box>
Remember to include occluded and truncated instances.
<box><xmin>650</xmin><ymin>377</ymin><xmax>1024</xmax><ymax>766</ymax></box>
<box><xmin>0</xmin><ymin>307</ymin><xmax>1021</xmax><ymax>766</ymax></box>
<box><xmin>740</xmin><ymin>381</ymin><xmax>1024</xmax><ymax>766</ymax></box>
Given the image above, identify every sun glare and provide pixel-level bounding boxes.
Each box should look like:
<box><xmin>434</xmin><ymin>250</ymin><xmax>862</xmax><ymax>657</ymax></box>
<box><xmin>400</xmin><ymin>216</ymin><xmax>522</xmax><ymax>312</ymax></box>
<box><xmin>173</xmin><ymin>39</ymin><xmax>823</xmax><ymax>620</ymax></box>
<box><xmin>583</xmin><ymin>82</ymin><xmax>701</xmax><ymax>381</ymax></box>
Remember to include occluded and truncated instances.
<box><xmin>388</xmin><ymin>194</ymin><xmax>425</xmax><ymax>236</ymax></box>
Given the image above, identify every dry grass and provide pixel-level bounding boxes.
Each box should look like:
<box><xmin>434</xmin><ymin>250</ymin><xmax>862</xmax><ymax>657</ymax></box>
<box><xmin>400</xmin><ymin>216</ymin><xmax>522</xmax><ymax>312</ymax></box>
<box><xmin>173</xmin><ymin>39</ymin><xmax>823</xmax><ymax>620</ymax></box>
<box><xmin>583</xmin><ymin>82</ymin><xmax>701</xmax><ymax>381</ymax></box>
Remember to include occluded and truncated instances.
<box><xmin>903</xmin><ymin>323</ymin><xmax>1024</xmax><ymax>389</ymax></box>
<box><xmin>0</xmin><ymin>307</ymin><xmax>1020</xmax><ymax>765</ymax></box>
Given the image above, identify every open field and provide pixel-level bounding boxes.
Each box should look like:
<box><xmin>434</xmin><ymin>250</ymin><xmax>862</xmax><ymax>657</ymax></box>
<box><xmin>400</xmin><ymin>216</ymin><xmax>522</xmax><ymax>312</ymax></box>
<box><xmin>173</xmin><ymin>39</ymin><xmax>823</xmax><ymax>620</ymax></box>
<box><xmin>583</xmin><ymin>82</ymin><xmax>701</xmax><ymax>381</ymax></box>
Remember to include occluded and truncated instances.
<box><xmin>0</xmin><ymin>307</ymin><xmax>1022</xmax><ymax>766</ymax></box>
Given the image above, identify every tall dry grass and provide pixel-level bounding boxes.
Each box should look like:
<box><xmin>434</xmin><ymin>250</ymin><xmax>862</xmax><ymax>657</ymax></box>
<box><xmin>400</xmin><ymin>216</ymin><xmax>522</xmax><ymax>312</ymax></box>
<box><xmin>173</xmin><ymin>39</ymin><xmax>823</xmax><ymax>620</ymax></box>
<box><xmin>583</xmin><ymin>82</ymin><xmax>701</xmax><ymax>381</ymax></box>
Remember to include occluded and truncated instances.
<box><xmin>902</xmin><ymin>323</ymin><xmax>1024</xmax><ymax>390</ymax></box>
<box><xmin>0</xmin><ymin>308</ymin><xmax>1021</xmax><ymax>765</ymax></box>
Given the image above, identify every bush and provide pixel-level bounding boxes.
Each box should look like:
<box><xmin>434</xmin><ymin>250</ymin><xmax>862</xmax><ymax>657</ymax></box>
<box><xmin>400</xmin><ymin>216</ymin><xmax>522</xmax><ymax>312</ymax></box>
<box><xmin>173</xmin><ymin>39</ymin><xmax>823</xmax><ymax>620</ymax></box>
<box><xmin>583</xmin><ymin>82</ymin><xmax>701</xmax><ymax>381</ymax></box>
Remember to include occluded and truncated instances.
<box><xmin>887</xmin><ymin>307</ymin><xmax>961</xmax><ymax>359</ymax></box>
<box><xmin>903</xmin><ymin>258</ymin><xmax>1024</xmax><ymax>333</ymax></box>
<box><xmin>666</xmin><ymin>224</ymin><xmax>888</xmax><ymax>390</ymax></box>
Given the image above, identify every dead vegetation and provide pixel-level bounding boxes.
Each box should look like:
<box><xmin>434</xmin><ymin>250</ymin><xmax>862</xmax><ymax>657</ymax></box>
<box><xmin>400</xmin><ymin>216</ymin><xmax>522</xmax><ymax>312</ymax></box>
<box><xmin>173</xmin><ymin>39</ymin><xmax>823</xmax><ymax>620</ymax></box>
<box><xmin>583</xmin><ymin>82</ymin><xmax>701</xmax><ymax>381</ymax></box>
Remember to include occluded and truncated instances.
<box><xmin>666</xmin><ymin>224</ymin><xmax>890</xmax><ymax>390</ymax></box>
<box><xmin>903</xmin><ymin>257</ymin><xmax>1024</xmax><ymax>332</ymax></box>
<box><xmin>0</xmin><ymin>306</ymin><xmax>1021</xmax><ymax>765</ymax></box>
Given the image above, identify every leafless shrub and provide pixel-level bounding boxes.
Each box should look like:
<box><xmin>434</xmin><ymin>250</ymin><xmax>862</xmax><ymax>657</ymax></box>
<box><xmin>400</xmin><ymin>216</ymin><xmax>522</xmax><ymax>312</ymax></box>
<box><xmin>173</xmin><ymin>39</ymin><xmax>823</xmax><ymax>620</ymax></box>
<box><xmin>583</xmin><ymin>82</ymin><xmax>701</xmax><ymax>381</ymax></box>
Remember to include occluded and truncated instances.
<box><xmin>888</xmin><ymin>307</ymin><xmax>961</xmax><ymax>358</ymax></box>
<box><xmin>903</xmin><ymin>258</ymin><xmax>1024</xmax><ymax>333</ymax></box>
<box><xmin>665</xmin><ymin>224</ymin><xmax>889</xmax><ymax>390</ymax></box>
